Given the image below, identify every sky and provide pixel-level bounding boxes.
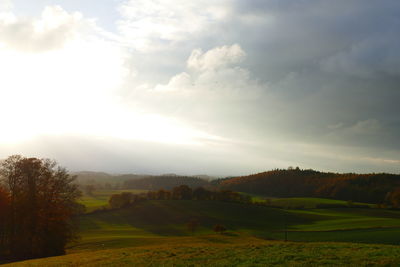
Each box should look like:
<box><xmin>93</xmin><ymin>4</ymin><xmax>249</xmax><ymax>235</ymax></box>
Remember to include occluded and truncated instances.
<box><xmin>0</xmin><ymin>0</ymin><xmax>399</xmax><ymax>176</ymax></box>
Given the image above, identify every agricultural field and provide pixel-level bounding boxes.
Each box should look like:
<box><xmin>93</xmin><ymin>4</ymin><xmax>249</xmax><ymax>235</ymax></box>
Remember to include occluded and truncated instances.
<box><xmin>6</xmin><ymin>192</ymin><xmax>400</xmax><ymax>266</ymax></box>
<box><xmin>76</xmin><ymin>191</ymin><xmax>400</xmax><ymax>246</ymax></box>
<box><xmin>74</xmin><ymin>200</ymin><xmax>400</xmax><ymax>249</ymax></box>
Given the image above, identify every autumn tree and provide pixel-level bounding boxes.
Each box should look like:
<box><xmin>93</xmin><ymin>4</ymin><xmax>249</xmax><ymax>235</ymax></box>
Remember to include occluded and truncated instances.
<box><xmin>109</xmin><ymin>192</ymin><xmax>133</xmax><ymax>209</ymax></box>
<box><xmin>386</xmin><ymin>187</ymin><xmax>400</xmax><ymax>208</ymax></box>
<box><xmin>0</xmin><ymin>185</ymin><xmax>10</xmax><ymax>257</ymax></box>
<box><xmin>172</xmin><ymin>185</ymin><xmax>192</xmax><ymax>200</ymax></box>
<box><xmin>193</xmin><ymin>187</ymin><xmax>210</xmax><ymax>200</ymax></box>
<box><xmin>213</xmin><ymin>224</ymin><xmax>227</xmax><ymax>234</ymax></box>
<box><xmin>0</xmin><ymin>155</ymin><xmax>82</xmax><ymax>260</ymax></box>
<box><xmin>156</xmin><ymin>189</ymin><xmax>171</xmax><ymax>200</ymax></box>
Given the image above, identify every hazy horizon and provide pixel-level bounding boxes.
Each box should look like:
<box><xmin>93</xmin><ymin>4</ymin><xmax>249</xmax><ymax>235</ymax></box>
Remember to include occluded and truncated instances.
<box><xmin>1</xmin><ymin>1</ymin><xmax>400</xmax><ymax>176</ymax></box>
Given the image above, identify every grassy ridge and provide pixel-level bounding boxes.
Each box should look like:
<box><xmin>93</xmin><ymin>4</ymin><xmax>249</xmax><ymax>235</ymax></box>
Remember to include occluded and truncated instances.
<box><xmin>6</xmin><ymin>235</ymin><xmax>400</xmax><ymax>266</ymax></box>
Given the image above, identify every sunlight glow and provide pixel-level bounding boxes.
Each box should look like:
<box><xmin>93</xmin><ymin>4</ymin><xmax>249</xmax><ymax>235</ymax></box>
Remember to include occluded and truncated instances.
<box><xmin>0</xmin><ymin>14</ymin><xmax>215</xmax><ymax>146</ymax></box>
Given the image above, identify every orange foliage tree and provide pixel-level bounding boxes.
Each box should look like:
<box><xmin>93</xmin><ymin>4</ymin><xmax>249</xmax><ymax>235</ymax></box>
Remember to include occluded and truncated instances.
<box><xmin>0</xmin><ymin>155</ymin><xmax>82</xmax><ymax>260</ymax></box>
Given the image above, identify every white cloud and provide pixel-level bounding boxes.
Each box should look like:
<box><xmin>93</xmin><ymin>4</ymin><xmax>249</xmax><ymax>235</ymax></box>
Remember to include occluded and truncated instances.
<box><xmin>0</xmin><ymin>6</ymin><xmax>88</xmax><ymax>52</ymax></box>
<box><xmin>0</xmin><ymin>0</ymin><xmax>12</xmax><ymax>12</ymax></box>
<box><xmin>187</xmin><ymin>44</ymin><xmax>246</xmax><ymax>71</ymax></box>
<box><xmin>117</xmin><ymin>0</ymin><xmax>232</xmax><ymax>51</ymax></box>
<box><xmin>128</xmin><ymin>44</ymin><xmax>265</xmax><ymax>144</ymax></box>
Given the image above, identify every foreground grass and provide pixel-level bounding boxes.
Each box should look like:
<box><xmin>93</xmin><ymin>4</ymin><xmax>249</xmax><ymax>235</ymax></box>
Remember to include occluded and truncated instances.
<box><xmin>5</xmin><ymin>235</ymin><xmax>400</xmax><ymax>266</ymax></box>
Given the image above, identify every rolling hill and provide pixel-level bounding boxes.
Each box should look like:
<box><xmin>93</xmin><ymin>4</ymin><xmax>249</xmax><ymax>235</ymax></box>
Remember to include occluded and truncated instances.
<box><xmin>219</xmin><ymin>168</ymin><xmax>400</xmax><ymax>203</ymax></box>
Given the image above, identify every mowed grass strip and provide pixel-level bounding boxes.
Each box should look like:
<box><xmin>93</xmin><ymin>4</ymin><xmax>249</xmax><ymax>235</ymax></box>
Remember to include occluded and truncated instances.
<box><xmin>269</xmin><ymin>197</ymin><xmax>368</xmax><ymax>208</ymax></box>
<box><xmin>290</xmin><ymin>208</ymin><xmax>400</xmax><ymax>231</ymax></box>
<box><xmin>6</xmin><ymin>235</ymin><xmax>400</xmax><ymax>266</ymax></box>
<box><xmin>245</xmin><ymin>195</ymin><xmax>374</xmax><ymax>209</ymax></box>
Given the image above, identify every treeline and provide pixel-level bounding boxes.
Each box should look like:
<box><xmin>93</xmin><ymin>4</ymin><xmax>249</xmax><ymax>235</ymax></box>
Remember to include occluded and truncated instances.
<box><xmin>0</xmin><ymin>156</ymin><xmax>82</xmax><ymax>260</ymax></box>
<box><xmin>108</xmin><ymin>185</ymin><xmax>251</xmax><ymax>209</ymax></box>
<box><xmin>78</xmin><ymin>175</ymin><xmax>212</xmax><ymax>196</ymax></box>
<box><xmin>219</xmin><ymin>168</ymin><xmax>400</xmax><ymax>204</ymax></box>
<box><xmin>74</xmin><ymin>171</ymin><xmax>150</xmax><ymax>188</ymax></box>
<box><xmin>123</xmin><ymin>175</ymin><xmax>209</xmax><ymax>190</ymax></box>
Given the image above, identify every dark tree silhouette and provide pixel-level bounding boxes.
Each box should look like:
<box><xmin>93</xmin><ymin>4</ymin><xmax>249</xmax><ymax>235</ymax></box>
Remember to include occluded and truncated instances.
<box><xmin>0</xmin><ymin>185</ymin><xmax>10</xmax><ymax>256</ymax></box>
<box><xmin>0</xmin><ymin>155</ymin><xmax>82</xmax><ymax>260</ymax></box>
<box><xmin>213</xmin><ymin>224</ymin><xmax>227</xmax><ymax>234</ymax></box>
<box><xmin>109</xmin><ymin>192</ymin><xmax>133</xmax><ymax>208</ymax></box>
<box><xmin>172</xmin><ymin>185</ymin><xmax>192</xmax><ymax>200</ymax></box>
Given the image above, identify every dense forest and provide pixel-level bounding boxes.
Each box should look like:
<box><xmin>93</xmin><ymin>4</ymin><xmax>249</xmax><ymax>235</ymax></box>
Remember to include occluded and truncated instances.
<box><xmin>219</xmin><ymin>168</ymin><xmax>400</xmax><ymax>204</ymax></box>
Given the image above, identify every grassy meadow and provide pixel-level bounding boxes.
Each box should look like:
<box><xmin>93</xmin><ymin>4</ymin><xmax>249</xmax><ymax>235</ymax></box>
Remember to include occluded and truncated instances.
<box><xmin>6</xmin><ymin>236</ymin><xmax>400</xmax><ymax>266</ymax></box>
<box><xmin>7</xmin><ymin>190</ymin><xmax>400</xmax><ymax>266</ymax></box>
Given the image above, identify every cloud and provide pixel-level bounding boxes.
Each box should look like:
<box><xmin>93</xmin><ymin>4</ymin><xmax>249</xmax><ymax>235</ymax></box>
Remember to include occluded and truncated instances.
<box><xmin>187</xmin><ymin>44</ymin><xmax>246</xmax><ymax>71</ymax></box>
<box><xmin>325</xmin><ymin>119</ymin><xmax>383</xmax><ymax>146</ymax></box>
<box><xmin>2</xmin><ymin>1</ymin><xmax>400</xmax><ymax>174</ymax></box>
<box><xmin>321</xmin><ymin>36</ymin><xmax>400</xmax><ymax>78</ymax></box>
<box><xmin>0</xmin><ymin>6</ymin><xmax>89</xmax><ymax>52</ymax></box>
<box><xmin>0</xmin><ymin>0</ymin><xmax>12</xmax><ymax>12</ymax></box>
<box><xmin>130</xmin><ymin>44</ymin><xmax>265</xmax><ymax>141</ymax></box>
<box><xmin>117</xmin><ymin>0</ymin><xmax>232</xmax><ymax>51</ymax></box>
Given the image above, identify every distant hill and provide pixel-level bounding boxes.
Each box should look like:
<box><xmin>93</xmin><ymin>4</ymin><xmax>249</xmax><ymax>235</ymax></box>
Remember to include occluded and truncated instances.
<box><xmin>73</xmin><ymin>171</ymin><xmax>149</xmax><ymax>185</ymax></box>
<box><xmin>219</xmin><ymin>168</ymin><xmax>400</xmax><ymax>203</ymax></box>
<box><xmin>123</xmin><ymin>175</ymin><xmax>209</xmax><ymax>190</ymax></box>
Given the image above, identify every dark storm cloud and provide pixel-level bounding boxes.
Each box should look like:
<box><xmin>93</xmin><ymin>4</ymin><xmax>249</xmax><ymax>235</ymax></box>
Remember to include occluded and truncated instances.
<box><xmin>120</xmin><ymin>0</ymin><xmax>400</xmax><ymax>169</ymax></box>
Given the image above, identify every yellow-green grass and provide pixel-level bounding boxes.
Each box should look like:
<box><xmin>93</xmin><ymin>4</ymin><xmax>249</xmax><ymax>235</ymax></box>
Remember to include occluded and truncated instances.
<box><xmin>79</xmin><ymin>189</ymin><xmax>147</xmax><ymax>212</ymax></box>
<box><xmin>6</xmin><ymin>235</ymin><xmax>400</xmax><ymax>266</ymax></box>
<box><xmin>248</xmin><ymin>195</ymin><xmax>373</xmax><ymax>209</ymax></box>
<box><xmin>290</xmin><ymin>208</ymin><xmax>400</xmax><ymax>231</ymax></box>
<box><xmin>270</xmin><ymin>197</ymin><xmax>366</xmax><ymax>208</ymax></box>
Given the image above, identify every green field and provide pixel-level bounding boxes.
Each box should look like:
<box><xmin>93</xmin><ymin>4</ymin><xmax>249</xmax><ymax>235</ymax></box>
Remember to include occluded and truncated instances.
<box><xmin>7</xmin><ymin>192</ymin><xmax>400</xmax><ymax>266</ymax></box>
<box><xmin>245</xmin><ymin>194</ymin><xmax>374</xmax><ymax>209</ymax></box>
<box><xmin>76</xmin><ymin>192</ymin><xmax>400</xmax><ymax>247</ymax></box>
<box><xmin>79</xmin><ymin>189</ymin><xmax>147</xmax><ymax>212</ymax></box>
